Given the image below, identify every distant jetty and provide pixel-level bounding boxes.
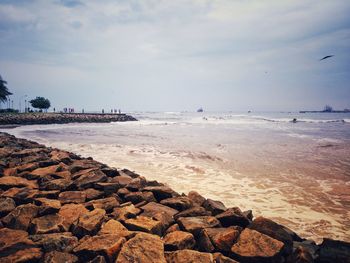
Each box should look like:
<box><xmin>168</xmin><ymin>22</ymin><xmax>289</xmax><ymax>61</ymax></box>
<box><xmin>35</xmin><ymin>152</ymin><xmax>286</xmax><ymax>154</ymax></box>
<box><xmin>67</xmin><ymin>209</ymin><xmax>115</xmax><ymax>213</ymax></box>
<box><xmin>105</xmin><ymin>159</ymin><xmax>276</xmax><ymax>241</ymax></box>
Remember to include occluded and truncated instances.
<box><xmin>0</xmin><ymin>112</ymin><xmax>137</xmax><ymax>126</ymax></box>
<box><xmin>300</xmin><ymin>105</ymin><xmax>350</xmax><ymax>113</ymax></box>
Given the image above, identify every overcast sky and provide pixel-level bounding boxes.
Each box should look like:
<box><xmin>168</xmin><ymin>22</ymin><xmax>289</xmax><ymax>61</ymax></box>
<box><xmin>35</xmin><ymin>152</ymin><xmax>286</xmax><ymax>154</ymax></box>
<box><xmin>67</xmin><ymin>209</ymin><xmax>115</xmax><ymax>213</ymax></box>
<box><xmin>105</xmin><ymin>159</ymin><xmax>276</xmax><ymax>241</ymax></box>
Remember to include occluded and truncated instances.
<box><xmin>0</xmin><ymin>0</ymin><xmax>349</xmax><ymax>112</ymax></box>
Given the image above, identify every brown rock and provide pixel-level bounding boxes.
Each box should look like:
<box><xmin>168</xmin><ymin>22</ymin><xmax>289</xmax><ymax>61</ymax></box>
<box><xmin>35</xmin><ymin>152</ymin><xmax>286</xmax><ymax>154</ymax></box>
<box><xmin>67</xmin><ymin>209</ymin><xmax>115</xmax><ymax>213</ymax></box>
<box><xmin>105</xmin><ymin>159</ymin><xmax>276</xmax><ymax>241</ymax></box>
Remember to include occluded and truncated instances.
<box><xmin>11</xmin><ymin>147</ymin><xmax>47</xmax><ymax>158</ymax></box>
<box><xmin>248</xmin><ymin>216</ymin><xmax>293</xmax><ymax>254</ymax></box>
<box><xmin>116</xmin><ymin>233</ymin><xmax>166</xmax><ymax>263</ymax></box>
<box><xmin>205</xmin><ymin>227</ymin><xmax>242</xmax><ymax>252</ymax></box>
<box><xmin>101</xmin><ymin>167</ymin><xmax>119</xmax><ymax>177</ymax></box>
<box><xmin>231</xmin><ymin>228</ymin><xmax>285</xmax><ymax>263</ymax></box>
<box><xmin>84</xmin><ymin>188</ymin><xmax>104</xmax><ymax>201</ymax></box>
<box><xmin>71</xmin><ymin>168</ymin><xmax>98</xmax><ymax>180</ymax></box>
<box><xmin>163</xmin><ymin>231</ymin><xmax>196</xmax><ymax>251</ymax></box>
<box><xmin>197</xmin><ymin>228</ymin><xmax>215</xmax><ymax>252</ymax></box>
<box><xmin>112</xmin><ymin>204</ymin><xmax>141</xmax><ymax>221</ymax></box>
<box><xmin>140</xmin><ymin>202</ymin><xmax>178</xmax><ymax>231</ymax></box>
<box><xmin>42</xmin><ymin>251</ymin><xmax>78</xmax><ymax>263</ymax></box>
<box><xmin>2</xmin><ymin>203</ymin><xmax>39</xmax><ymax>231</ymax></box>
<box><xmin>98</xmin><ymin>219</ymin><xmax>131</xmax><ymax>238</ymax></box>
<box><xmin>58</xmin><ymin>191</ymin><xmax>86</xmax><ymax>204</ymax></box>
<box><xmin>124</xmin><ymin>216</ymin><xmax>163</xmax><ymax>236</ymax></box>
<box><xmin>74</xmin><ymin>169</ymin><xmax>107</xmax><ymax>189</ymax></box>
<box><xmin>30</xmin><ymin>214</ymin><xmax>67</xmax><ymax>234</ymax></box>
<box><xmin>0</xmin><ymin>176</ymin><xmax>38</xmax><ymax>190</ymax></box>
<box><xmin>213</xmin><ymin>253</ymin><xmax>239</xmax><ymax>263</ymax></box>
<box><xmin>73</xmin><ymin>235</ymin><xmax>126</xmax><ymax>262</ymax></box>
<box><xmin>28</xmin><ymin>164</ymin><xmax>63</xmax><ymax>180</ymax></box>
<box><xmin>177</xmin><ymin>216</ymin><xmax>221</xmax><ymax>236</ymax></box>
<box><xmin>216</xmin><ymin>207</ymin><xmax>250</xmax><ymax>228</ymax></box>
<box><xmin>35</xmin><ymin>190</ymin><xmax>61</xmax><ymax>199</ymax></box>
<box><xmin>126</xmin><ymin>177</ymin><xmax>147</xmax><ymax>191</ymax></box>
<box><xmin>69</xmin><ymin>159</ymin><xmax>100</xmax><ymax>174</ymax></box>
<box><xmin>94</xmin><ymin>182</ymin><xmax>121</xmax><ymax>195</ymax></box>
<box><xmin>203</xmin><ymin>199</ymin><xmax>227</xmax><ymax>216</ymax></box>
<box><xmin>188</xmin><ymin>191</ymin><xmax>206</xmax><ymax>206</ymax></box>
<box><xmin>3</xmin><ymin>167</ymin><xmax>17</xmax><ymax>177</ymax></box>
<box><xmin>0</xmin><ymin>228</ymin><xmax>35</xmax><ymax>253</ymax></box>
<box><xmin>16</xmin><ymin>162</ymin><xmax>39</xmax><ymax>173</ymax></box>
<box><xmin>58</xmin><ymin>204</ymin><xmax>89</xmax><ymax>230</ymax></box>
<box><xmin>124</xmin><ymin>191</ymin><xmax>156</xmax><ymax>204</ymax></box>
<box><xmin>87</xmin><ymin>255</ymin><xmax>107</xmax><ymax>263</ymax></box>
<box><xmin>1</xmin><ymin>187</ymin><xmax>39</xmax><ymax>204</ymax></box>
<box><xmin>143</xmin><ymin>186</ymin><xmax>178</xmax><ymax>201</ymax></box>
<box><xmin>0</xmin><ymin>197</ymin><xmax>16</xmax><ymax>216</ymax></box>
<box><xmin>318</xmin><ymin>238</ymin><xmax>350</xmax><ymax>263</ymax></box>
<box><xmin>35</xmin><ymin>198</ymin><xmax>61</xmax><ymax>215</ymax></box>
<box><xmin>0</xmin><ymin>247</ymin><xmax>43</xmax><ymax>262</ymax></box>
<box><xmin>85</xmin><ymin>197</ymin><xmax>119</xmax><ymax>212</ymax></box>
<box><xmin>111</xmin><ymin>175</ymin><xmax>132</xmax><ymax>187</ymax></box>
<box><xmin>40</xmin><ymin>178</ymin><xmax>72</xmax><ymax>191</ymax></box>
<box><xmin>50</xmin><ymin>150</ymin><xmax>74</xmax><ymax>164</ymax></box>
<box><xmin>165</xmin><ymin>223</ymin><xmax>180</xmax><ymax>234</ymax></box>
<box><xmin>165</xmin><ymin>249</ymin><xmax>214</xmax><ymax>263</ymax></box>
<box><xmin>291</xmin><ymin>246</ymin><xmax>314</xmax><ymax>263</ymax></box>
<box><xmin>72</xmin><ymin>208</ymin><xmax>106</xmax><ymax>237</ymax></box>
<box><xmin>160</xmin><ymin>196</ymin><xmax>193</xmax><ymax>211</ymax></box>
<box><xmin>174</xmin><ymin>206</ymin><xmax>211</xmax><ymax>220</ymax></box>
<box><xmin>29</xmin><ymin>232</ymin><xmax>78</xmax><ymax>252</ymax></box>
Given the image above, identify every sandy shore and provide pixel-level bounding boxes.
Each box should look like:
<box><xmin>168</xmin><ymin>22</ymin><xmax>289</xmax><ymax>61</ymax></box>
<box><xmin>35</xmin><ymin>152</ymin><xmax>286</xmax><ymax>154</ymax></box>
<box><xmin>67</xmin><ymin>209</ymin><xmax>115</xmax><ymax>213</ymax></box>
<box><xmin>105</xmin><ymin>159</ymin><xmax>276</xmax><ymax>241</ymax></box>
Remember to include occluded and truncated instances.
<box><xmin>0</xmin><ymin>132</ymin><xmax>349</xmax><ymax>262</ymax></box>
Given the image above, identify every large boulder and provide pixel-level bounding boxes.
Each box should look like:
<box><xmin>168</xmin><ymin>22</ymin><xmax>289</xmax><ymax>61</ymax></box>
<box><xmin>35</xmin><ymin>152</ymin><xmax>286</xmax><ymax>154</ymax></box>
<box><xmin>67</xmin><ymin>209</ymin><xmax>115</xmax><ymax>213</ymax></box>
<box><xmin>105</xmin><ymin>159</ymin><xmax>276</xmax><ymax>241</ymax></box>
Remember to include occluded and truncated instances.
<box><xmin>317</xmin><ymin>238</ymin><xmax>350</xmax><ymax>263</ymax></box>
<box><xmin>165</xmin><ymin>249</ymin><xmax>214</xmax><ymax>263</ymax></box>
<box><xmin>116</xmin><ymin>233</ymin><xmax>166</xmax><ymax>263</ymax></box>
<box><xmin>29</xmin><ymin>214</ymin><xmax>67</xmax><ymax>234</ymax></box>
<box><xmin>74</xmin><ymin>169</ymin><xmax>108</xmax><ymax>189</ymax></box>
<box><xmin>124</xmin><ymin>191</ymin><xmax>156</xmax><ymax>204</ymax></box>
<box><xmin>42</xmin><ymin>251</ymin><xmax>78</xmax><ymax>263</ymax></box>
<box><xmin>112</xmin><ymin>204</ymin><xmax>141</xmax><ymax>222</ymax></box>
<box><xmin>2</xmin><ymin>203</ymin><xmax>39</xmax><ymax>231</ymax></box>
<box><xmin>0</xmin><ymin>197</ymin><xmax>16</xmax><ymax>216</ymax></box>
<box><xmin>124</xmin><ymin>216</ymin><xmax>163</xmax><ymax>236</ymax></box>
<box><xmin>174</xmin><ymin>206</ymin><xmax>211</xmax><ymax>220</ymax></box>
<box><xmin>216</xmin><ymin>207</ymin><xmax>250</xmax><ymax>228</ymax></box>
<box><xmin>143</xmin><ymin>186</ymin><xmax>179</xmax><ymax>201</ymax></box>
<box><xmin>73</xmin><ymin>235</ymin><xmax>126</xmax><ymax>262</ymax></box>
<box><xmin>58</xmin><ymin>191</ymin><xmax>86</xmax><ymax>204</ymax></box>
<box><xmin>0</xmin><ymin>176</ymin><xmax>38</xmax><ymax>190</ymax></box>
<box><xmin>160</xmin><ymin>196</ymin><xmax>193</xmax><ymax>211</ymax></box>
<box><xmin>204</xmin><ymin>226</ymin><xmax>242</xmax><ymax>252</ymax></box>
<box><xmin>163</xmin><ymin>231</ymin><xmax>196</xmax><ymax>251</ymax></box>
<box><xmin>98</xmin><ymin>219</ymin><xmax>131</xmax><ymax>238</ymax></box>
<box><xmin>177</xmin><ymin>216</ymin><xmax>221</xmax><ymax>236</ymax></box>
<box><xmin>72</xmin><ymin>208</ymin><xmax>106</xmax><ymax>237</ymax></box>
<box><xmin>203</xmin><ymin>199</ymin><xmax>227</xmax><ymax>216</ymax></box>
<box><xmin>34</xmin><ymin>198</ymin><xmax>61</xmax><ymax>215</ymax></box>
<box><xmin>58</xmin><ymin>204</ymin><xmax>89</xmax><ymax>230</ymax></box>
<box><xmin>231</xmin><ymin>228</ymin><xmax>285</xmax><ymax>263</ymax></box>
<box><xmin>187</xmin><ymin>191</ymin><xmax>206</xmax><ymax>207</ymax></box>
<box><xmin>29</xmin><ymin>232</ymin><xmax>78</xmax><ymax>252</ymax></box>
<box><xmin>85</xmin><ymin>197</ymin><xmax>120</xmax><ymax>212</ymax></box>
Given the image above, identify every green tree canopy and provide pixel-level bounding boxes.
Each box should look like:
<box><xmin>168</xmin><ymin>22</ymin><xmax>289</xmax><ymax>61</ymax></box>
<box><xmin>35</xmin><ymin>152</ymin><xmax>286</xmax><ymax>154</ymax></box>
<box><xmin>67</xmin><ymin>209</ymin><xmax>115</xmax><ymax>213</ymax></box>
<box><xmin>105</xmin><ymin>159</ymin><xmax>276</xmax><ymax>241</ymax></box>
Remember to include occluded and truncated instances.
<box><xmin>30</xmin><ymin>97</ymin><xmax>51</xmax><ymax>111</ymax></box>
<box><xmin>0</xmin><ymin>75</ymin><xmax>12</xmax><ymax>103</ymax></box>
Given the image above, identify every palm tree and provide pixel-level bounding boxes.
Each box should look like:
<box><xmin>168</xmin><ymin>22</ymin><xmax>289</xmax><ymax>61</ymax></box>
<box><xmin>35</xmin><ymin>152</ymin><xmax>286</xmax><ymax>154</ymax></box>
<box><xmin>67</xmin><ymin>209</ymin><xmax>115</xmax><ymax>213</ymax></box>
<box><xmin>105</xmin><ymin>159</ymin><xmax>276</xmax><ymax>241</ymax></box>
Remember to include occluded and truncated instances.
<box><xmin>0</xmin><ymin>75</ymin><xmax>12</xmax><ymax>103</ymax></box>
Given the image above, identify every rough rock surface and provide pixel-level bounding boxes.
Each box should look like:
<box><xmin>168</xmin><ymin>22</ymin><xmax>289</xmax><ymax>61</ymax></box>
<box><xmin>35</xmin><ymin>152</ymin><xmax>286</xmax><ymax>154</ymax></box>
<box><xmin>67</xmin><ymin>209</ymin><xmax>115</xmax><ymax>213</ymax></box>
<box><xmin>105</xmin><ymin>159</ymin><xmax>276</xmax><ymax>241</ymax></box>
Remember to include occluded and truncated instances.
<box><xmin>0</xmin><ymin>132</ymin><xmax>349</xmax><ymax>263</ymax></box>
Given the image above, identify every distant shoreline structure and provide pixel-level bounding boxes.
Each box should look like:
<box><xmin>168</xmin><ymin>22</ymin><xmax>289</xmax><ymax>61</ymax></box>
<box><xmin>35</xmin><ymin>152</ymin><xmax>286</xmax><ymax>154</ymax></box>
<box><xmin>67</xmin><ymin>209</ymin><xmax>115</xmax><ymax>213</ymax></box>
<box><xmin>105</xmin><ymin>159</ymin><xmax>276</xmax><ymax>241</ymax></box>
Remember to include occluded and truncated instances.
<box><xmin>300</xmin><ymin>105</ymin><xmax>350</xmax><ymax>113</ymax></box>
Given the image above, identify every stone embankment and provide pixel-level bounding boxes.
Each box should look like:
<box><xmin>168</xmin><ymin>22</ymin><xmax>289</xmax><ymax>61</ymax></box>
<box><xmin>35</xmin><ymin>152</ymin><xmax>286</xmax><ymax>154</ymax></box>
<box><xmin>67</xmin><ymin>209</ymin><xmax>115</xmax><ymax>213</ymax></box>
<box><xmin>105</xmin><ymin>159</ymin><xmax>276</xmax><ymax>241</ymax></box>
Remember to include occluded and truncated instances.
<box><xmin>0</xmin><ymin>132</ymin><xmax>349</xmax><ymax>263</ymax></box>
<box><xmin>0</xmin><ymin>113</ymin><xmax>137</xmax><ymax>126</ymax></box>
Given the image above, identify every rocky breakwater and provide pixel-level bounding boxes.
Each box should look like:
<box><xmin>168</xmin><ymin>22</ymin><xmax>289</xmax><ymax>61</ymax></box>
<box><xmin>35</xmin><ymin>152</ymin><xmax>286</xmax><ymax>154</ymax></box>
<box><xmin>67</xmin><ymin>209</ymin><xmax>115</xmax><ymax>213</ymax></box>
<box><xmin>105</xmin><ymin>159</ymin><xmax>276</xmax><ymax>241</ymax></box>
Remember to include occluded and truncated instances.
<box><xmin>0</xmin><ymin>132</ymin><xmax>349</xmax><ymax>263</ymax></box>
<box><xmin>0</xmin><ymin>113</ymin><xmax>137</xmax><ymax>126</ymax></box>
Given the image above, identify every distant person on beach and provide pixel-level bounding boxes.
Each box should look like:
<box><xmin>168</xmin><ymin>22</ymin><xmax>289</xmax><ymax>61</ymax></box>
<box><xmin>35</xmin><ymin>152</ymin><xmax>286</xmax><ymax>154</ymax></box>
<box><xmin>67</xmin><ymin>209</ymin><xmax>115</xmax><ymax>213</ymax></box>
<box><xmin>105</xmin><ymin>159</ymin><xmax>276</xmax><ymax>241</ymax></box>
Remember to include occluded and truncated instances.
<box><xmin>53</xmin><ymin>108</ymin><xmax>55</xmax><ymax>113</ymax></box>
<box><xmin>82</xmin><ymin>109</ymin><xmax>84</xmax><ymax>114</ymax></box>
<box><xmin>102</xmin><ymin>109</ymin><xmax>104</xmax><ymax>114</ymax></box>
<box><xmin>119</xmin><ymin>109</ymin><xmax>121</xmax><ymax>114</ymax></box>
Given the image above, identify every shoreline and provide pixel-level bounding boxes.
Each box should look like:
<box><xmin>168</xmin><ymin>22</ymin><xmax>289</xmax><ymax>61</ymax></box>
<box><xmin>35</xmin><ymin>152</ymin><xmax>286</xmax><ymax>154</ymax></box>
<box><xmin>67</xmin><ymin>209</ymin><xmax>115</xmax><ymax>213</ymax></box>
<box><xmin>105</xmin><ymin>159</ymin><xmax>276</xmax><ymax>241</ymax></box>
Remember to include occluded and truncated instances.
<box><xmin>0</xmin><ymin>132</ymin><xmax>349</xmax><ymax>262</ymax></box>
<box><xmin>0</xmin><ymin>112</ymin><xmax>137</xmax><ymax>126</ymax></box>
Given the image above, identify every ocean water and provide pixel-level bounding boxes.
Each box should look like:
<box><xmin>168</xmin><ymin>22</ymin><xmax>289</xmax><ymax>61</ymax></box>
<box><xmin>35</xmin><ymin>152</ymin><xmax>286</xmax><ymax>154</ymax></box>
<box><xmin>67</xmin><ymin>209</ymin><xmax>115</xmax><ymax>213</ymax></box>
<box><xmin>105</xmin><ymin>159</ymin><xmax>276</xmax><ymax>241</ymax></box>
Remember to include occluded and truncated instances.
<box><xmin>5</xmin><ymin>111</ymin><xmax>350</xmax><ymax>242</ymax></box>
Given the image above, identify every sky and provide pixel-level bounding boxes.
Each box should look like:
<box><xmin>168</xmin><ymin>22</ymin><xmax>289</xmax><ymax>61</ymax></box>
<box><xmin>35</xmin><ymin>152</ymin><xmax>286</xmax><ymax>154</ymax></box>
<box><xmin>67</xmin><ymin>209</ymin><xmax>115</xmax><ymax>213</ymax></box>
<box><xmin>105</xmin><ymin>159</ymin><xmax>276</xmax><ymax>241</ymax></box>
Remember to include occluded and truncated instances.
<box><xmin>0</xmin><ymin>0</ymin><xmax>350</xmax><ymax>112</ymax></box>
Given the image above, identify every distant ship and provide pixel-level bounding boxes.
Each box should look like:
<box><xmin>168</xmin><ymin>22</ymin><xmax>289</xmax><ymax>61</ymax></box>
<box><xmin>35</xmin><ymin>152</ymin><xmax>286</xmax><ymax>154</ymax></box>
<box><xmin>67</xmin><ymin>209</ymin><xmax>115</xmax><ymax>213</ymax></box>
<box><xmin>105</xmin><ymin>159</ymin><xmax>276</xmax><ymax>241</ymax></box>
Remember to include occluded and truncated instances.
<box><xmin>197</xmin><ymin>108</ymin><xmax>203</xmax><ymax>112</ymax></box>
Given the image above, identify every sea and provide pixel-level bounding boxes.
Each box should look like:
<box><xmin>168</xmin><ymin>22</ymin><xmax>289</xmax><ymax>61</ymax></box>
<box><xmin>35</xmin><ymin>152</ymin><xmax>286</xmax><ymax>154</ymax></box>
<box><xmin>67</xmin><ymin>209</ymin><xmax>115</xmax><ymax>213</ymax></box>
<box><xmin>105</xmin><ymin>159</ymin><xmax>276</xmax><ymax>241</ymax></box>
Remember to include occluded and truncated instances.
<box><xmin>4</xmin><ymin>111</ymin><xmax>350</xmax><ymax>243</ymax></box>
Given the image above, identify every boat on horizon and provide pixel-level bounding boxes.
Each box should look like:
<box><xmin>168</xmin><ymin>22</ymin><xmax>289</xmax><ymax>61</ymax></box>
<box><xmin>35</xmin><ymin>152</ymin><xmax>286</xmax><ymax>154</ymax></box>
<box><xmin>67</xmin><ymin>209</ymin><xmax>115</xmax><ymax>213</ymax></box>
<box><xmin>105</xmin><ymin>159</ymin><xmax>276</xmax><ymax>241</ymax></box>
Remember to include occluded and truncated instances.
<box><xmin>197</xmin><ymin>107</ymin><xmax>203</xmax><ymax>112</ymax></box>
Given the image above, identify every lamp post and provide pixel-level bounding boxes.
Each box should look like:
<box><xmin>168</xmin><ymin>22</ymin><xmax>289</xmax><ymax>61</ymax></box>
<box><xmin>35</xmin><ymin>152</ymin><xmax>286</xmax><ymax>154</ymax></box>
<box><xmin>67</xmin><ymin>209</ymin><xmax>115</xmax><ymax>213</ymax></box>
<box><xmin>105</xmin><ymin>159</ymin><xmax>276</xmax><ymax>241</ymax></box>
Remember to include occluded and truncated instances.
<box><xmin>19</xmin><ymin>95</ymin><xmax>28</xmax><ymax>113</ymax></box>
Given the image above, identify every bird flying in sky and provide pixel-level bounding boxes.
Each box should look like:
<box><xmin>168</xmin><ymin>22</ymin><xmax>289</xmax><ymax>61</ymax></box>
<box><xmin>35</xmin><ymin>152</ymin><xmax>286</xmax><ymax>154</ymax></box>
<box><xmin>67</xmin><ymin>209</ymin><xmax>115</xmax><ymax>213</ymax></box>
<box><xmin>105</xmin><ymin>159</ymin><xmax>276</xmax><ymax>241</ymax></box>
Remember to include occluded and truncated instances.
<box><xmin>320</xmin><ymin>55</ymin><xmax>334</xmax><ymax>61</ymax></box>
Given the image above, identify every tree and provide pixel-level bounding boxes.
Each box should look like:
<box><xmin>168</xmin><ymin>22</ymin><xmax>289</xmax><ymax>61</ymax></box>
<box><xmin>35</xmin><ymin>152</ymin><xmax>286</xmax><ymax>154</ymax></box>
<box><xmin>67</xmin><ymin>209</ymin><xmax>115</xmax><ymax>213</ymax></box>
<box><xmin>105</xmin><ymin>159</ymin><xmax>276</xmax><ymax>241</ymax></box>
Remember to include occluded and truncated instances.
<box><xmin>30</xmin><ymin>97</ymin><xmax>51</xmax><ymax>112</ymax></box>
<box><xmin>323</xmin><ymin>105</ymin><xmax>333</xmax><ymax>112</ymax></box>
<box><xmin>0</xmin><ymin>75</ymin><xmax>12</xmax><ymax>103</ymax></box>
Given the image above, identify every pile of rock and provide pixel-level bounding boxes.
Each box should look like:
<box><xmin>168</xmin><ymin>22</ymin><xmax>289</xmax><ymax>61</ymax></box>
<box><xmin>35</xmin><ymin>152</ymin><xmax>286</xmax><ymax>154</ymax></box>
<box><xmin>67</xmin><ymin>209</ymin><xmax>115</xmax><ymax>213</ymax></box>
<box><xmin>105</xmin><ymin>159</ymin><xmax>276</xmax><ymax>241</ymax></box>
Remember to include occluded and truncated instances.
<box><xmin>0</xmin><ymin>113</ymin><xmax>137</xmax><ymax>126</ymax></box>
<box><xmin>0</xmin><ymin>132</ymin><xmax>349</xmax><ymax>263</ymax></box>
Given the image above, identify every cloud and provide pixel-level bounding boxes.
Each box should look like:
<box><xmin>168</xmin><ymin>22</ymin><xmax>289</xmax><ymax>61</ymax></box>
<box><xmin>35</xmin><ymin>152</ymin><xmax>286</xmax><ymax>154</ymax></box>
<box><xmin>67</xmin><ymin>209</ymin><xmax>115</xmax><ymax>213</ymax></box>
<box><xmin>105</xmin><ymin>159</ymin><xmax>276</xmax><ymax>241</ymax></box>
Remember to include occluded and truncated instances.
<box><xmin>57</xmin><ymin>0</ymin><xmax>84</xmax><ymax>8</ymax></box>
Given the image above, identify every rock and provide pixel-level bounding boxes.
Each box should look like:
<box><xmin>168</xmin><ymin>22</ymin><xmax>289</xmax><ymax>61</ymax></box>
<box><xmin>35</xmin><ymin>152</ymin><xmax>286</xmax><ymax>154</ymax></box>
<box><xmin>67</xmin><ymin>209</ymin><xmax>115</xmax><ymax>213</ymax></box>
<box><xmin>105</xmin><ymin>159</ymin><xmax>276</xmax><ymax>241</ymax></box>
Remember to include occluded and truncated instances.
<box><xmin>101</xmin><ymin>167</ymin><xmax>119</xmax><ymax>177</ymax></box>
<box><xmin>73</xmin><ymin>235</ymin><xmax>126</xmax><ymax>262</ymax></box>
<box><xmin>116</xmin><ymin>233</ymin><xmax>166</xmax><ymax>263</ymax></box>
<box><xmin>140</xmin><ymin>202</ymin><xmax>178</xmax><ymax>230</ymax></box>
<box><xmin>248</xmin><ymin>216</ymin><xmax>293</xmax><ymax>254</ymax></box>
<box><xmin>187</xmin><ymin>191</ymin><xmax>206</xmax><ymax>207</ymax></box>
<box><xmin>165</xmin><ymin>249</ymin><xmax>214</xmax><ymax>263</ymax></box>
<box><xmin>318</xmin><ymin>238</ymin><xmax>350</xmax><ymax>263</ymax></box>
<box><xmin>126</xmin><ymin>177</ymin><xmax>147</xmax><ymax>191</ymax></box>
<box><xmin>58</xmin><ymin>191</ymin><xmax>86</xmax><ymax>204</ymax></box>
<box><xmin>58</xmin><ymin>204</ymin><xmax>89</xmax><ymax>230</ymax></box>
<box><xmin>72</xmin><ymin>208</ymin><xmax>106</xmax><ymax>238</ymax></box>
<box><xmin>119</xmin><ymin>169</ymin><xmax>140</xmax><ymax>178</ymax></box>
<box><xmin>94</xmin><ymin>182</ymin><xmax>121</xmax><ymax>195</ymax></box>
<box><xmin>197</xmin><ymin>228</ymin><xmax>215</xmax><ymax>252</ymax></box>
<box><xmin>69</xmin><ymin>160</ymin><xmax>100</xmax><ymax>174</ymax></box>
<box><xmin>174</xmin><ymin>206</ymin><xmax>211</xmax><ymax>220</ymax></box>
<box><xmin>2</xmin><ymin>203</ymin><xmax>39</xmax><ymax>231</ymax></box>
<box><xmin>2</xmin><ymin>167</ymin><xmax>17</xmax><ymax>177</ymax></box>
<box><xmin>111</xmin><ymin>175</ymin><xmax>132</xmax><ymax>187</ymax></box>
<box><xmin>112</xmin><ymin>204</ymin><xmax>141</xmax><ymax>221</ymax></box>
<box><xmin>165</xmin><ymin>223</ymin><xmax>180</xmax><ymax>234</ymax></box>
<box><xmin>216</xmin><ymin>207</ymin><xmax>250</xmax><ymax>228</ymax></box>
<box><xmin>0</xmin><ymin>176</ymin><xmax>38</xmax><ymax>190</ymax></box>
<box><xmin>28</xmin><ymin>164</ymin><xmax>63</xmax><ymax>180</ymax></box>
<box><xmin>204</xmin><ymin>227</ymin><xmax>242</xmax><ymax>252</ymax></box>
<box><xmin>0</xmin><ymin>228</ymin><xmax>35</xmax><ymax>253</ymax></box>
<box><xmin>84</xmin><ymin>188</ymin><xmax>104</xmax><ymax>201</ymax></box>
<box><xmin>35</xmin><ymin>198</ymin><xmax>61</xmax><ymax>215</ymax></box>
<box><xmin>87</xmin><ymin>255</ymin><xmax>107</xmax><ymax>263</ymax></box>
<box><xmin>85</xmin><ymin>197</ymin><xmax>119</xmax><ymax>212</ymax></box>
<box><xmin>35</xmin><ymin>190</ymin><xmax>61</xmax><ymax>199</ymax></box>
<box><xmin>124</xmin><ymin>191</ymin><xmax>156</xmax><ymax>204</ymax></box>
<box><xmin>293</xmin><ymin>240</ymin><xmax>318</xmax><ymax>261</ymax></box>
<box><xmin>203</xmin><ymin>199</ymin><xmax>227</xmax><ymax>216</ymax></box>
<box><xmin>16</xmin><ymin>162</ymin><xmax>39</xmax><ymax>173</ymax></box>
<box><xmin>40</xmin><ymin>178</ymin><xmax>72</xmax><ymax>191</ymax></box>
<box><xmin>124</xmin><ymin>216</ymin><xmax>163</xmax><ymax>236</ymax></box>
<box><xmin>42</xmin><ymin>251</ymin><xmax>78</xmax><ymax>263</ymax></box>
<box><xmin>74</xmin><ymin>169</ymin><xmax>108</xmax><ymax>189</ymax></box>
<box><xmin>143</xmin><ymin>186</ymin><xmax>178</xmax><ymax>201</ymax></box>
<box><xmin>0</xmin><ymin>247</ymin><xmax>43</xmax><ymax>262</ymax></box>
<box><xmin>1</xmin><ymin>187</ymin><xmax>39</xmax><ymax>204</ymax></box>
<box><xmin>291</xmin><ymin>246</ymin><xmax>314</xmax><ymax>263</ymax></box>
<box><xmin>50</xmin><ymin>150</ymin><xmax>74</xmax><ymax>164</ymax></box>
<box><xmin>0</xmin><ymin>197</ymin><xmax>16</xmax><ymax>216</ymax></box>
<box><xmin>163</xmin><ymin>231</ymin><xmax>196</xmax><ymax>251</ymax></box>
<box><xmin>98</xmin><ymin>219</ymin><xmax>131</xmax><ymax>238</ymax></box>
<box><xmin>242</xmin><ymin>210</ymin><xmax>253</xmax><ymax>221</ymax></box>
<box><xmin>11</xmin><ymin>147</ymin><xmax>47</xmax><ymax>158</ymax></box>
<box><xmin>29</xmin><ymin>232</ymin><xmax>78</xmax><ymax>252</ymax></box>
<box><xmin>213</xmin><ymin>253</ymin><xmax>239</xmax><ymax>263</ymax></box>
<box><xmin>231</xmin><ymin>228</ymin><xmax>285</xmax><ymax>263</ymax></box>
<box><xmin>177</xmin><ymin>216</ymin><xmax>221</xmax><ymax>236</ymax></box>
<box><xmin>160</xmin><ymin>196</ymin><xmax>193</xmax><ymax>211</ymax></box>
<box><xmin>29</xmin><ymin>214</ymin><xmax>67</xmax><ymax>234</ymax></box>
